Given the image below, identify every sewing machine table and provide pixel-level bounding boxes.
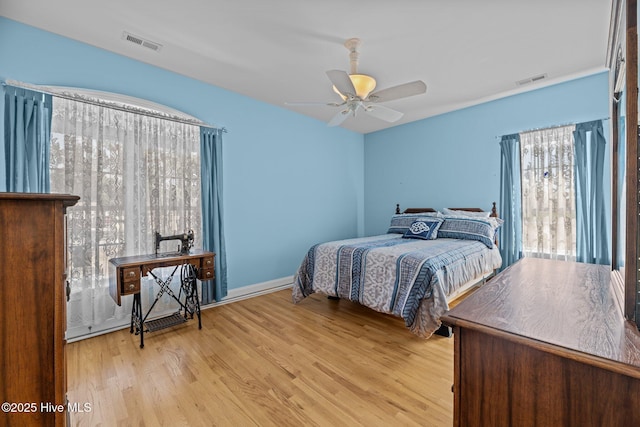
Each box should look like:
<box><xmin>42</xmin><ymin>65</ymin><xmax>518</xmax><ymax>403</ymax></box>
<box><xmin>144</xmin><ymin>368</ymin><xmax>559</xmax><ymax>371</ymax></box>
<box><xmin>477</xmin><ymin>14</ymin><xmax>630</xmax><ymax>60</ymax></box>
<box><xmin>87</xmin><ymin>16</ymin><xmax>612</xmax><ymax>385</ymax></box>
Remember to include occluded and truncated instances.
<box><xmin>109</xmin><ymin>250</ymin><xmax>215</xmax><ymax>348</ymax></box>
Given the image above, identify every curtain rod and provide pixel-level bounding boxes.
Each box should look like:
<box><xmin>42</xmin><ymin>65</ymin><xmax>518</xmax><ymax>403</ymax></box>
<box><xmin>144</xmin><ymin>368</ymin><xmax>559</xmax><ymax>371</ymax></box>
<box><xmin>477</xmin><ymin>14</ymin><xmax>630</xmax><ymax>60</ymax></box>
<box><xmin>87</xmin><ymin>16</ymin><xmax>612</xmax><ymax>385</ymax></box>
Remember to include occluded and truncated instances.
<box><xmin>496</xmin><ymin>117</ymin><xmax>610</xmax><ymax>140</ymax></box>
<box><xmin>2</xmin><ymin>79</ymin><xmax>228</xmax><ymax>133</ymax></box>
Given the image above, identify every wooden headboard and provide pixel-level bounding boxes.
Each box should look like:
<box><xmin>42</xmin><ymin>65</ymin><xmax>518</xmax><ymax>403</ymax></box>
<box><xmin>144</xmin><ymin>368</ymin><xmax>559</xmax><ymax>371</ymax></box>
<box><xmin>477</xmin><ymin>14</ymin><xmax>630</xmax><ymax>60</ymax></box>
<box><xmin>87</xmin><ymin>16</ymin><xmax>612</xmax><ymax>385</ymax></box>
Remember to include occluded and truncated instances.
<box><xmin>395</xmin><ymin>202</ymin><xmax>499</xmax><ymax>217</ymax></box>
<box><xmin>398</xmin><ymin>207</ymin><xmax>438</xmax><ymax>214</ymax></box>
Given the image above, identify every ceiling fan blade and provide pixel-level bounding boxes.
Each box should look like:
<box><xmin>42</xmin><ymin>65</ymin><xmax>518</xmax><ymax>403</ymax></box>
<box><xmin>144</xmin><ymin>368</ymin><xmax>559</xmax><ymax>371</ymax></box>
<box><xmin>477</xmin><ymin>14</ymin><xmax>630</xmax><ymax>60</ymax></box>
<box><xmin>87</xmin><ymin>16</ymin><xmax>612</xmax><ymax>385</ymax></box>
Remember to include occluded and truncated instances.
<box><xmin>285</xmin><ymin>101</ymin><xmax>344</xmax><ymax>107</ymax></box>
<box><xmin>367</xmin><ymin>80</ymin><xmax>426</xmax><ymax>103</ymax></box>
<box><xmin>326</xmin><ymin>70</ymin><xmax>356</xmax><ymax>98</ymax></box>
<box><xmin>364</xmin><ymin>104</ymin><xmax>404</xmax><ymax>123</ymax></box>
<box><xmin>327</xmin><ymin>109</ymin><xmax>351</xmax><ymax>127</ymax></box>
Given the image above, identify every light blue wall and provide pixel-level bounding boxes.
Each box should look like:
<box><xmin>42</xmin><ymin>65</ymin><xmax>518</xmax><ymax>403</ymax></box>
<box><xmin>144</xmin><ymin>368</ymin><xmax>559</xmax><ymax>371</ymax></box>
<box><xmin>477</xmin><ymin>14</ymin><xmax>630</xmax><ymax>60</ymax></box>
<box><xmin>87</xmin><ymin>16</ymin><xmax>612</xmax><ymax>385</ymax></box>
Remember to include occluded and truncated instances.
<box><xmin>0</xmin><ymin>17</ymin><xmax>365</xmax><ymax>290</ymax></box>
<box><xmin>363</xmin><ymin>71</ymin><xmax>610</xmax><ymax>238</ymax></box>
<box><xmin>1</xmin><ymin>17</ymin><xmax>611</xmax><ymax>289</ymax></box>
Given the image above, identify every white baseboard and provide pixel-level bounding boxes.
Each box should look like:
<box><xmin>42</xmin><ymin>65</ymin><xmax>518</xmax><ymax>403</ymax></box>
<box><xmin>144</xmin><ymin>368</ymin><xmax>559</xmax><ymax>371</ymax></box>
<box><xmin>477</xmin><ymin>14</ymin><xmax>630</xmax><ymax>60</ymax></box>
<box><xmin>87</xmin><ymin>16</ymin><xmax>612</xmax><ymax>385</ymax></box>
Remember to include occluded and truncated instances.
<box><xmin>203</xmin><ymin>275</ymin><xmax>294</xmax><ymax>309</ymax></box>
<box><xmin>66</xmin><ymin>276</ymin><xmax>294</xmax><ymax>343</ymax></box>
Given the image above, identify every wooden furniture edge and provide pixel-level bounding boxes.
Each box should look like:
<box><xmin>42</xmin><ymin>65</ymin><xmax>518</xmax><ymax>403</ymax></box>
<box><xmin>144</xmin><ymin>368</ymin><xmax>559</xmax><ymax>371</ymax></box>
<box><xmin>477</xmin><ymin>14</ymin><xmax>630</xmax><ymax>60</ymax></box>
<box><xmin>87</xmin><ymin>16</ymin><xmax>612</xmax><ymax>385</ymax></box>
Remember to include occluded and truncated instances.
<box><xmin>441</xmin><ymin>314</ymin><xmax>640</xmax><ymax>381</ymax></box>
<box><xmin>0</xmin><ymin>192</ymin><xmax>80</xmax><ymax>204</ymax></box>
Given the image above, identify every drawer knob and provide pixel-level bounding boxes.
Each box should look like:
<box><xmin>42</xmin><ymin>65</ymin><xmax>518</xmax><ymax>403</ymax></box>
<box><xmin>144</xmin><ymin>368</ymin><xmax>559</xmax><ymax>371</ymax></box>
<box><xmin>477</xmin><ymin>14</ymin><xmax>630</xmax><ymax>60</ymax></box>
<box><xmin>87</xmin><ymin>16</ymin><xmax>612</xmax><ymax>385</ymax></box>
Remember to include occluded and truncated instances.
<box><xmin>129</xmin><ymin>284</ymin><xmax>135</xmax><ymax>290</ymax></box>
<box><xmin>128</xmin><ymin>271</ymin><xmax>135</xmax><ymax>277</ymax></box>
<box><xmin>206</xmin><ymin>260</ymin><xmax>212</xmax><ymax>266</ymax></box>
<box><xmin>206</xmin><ymin>271</ymin><xmax>212</xmax><ymax>277</ymax></box>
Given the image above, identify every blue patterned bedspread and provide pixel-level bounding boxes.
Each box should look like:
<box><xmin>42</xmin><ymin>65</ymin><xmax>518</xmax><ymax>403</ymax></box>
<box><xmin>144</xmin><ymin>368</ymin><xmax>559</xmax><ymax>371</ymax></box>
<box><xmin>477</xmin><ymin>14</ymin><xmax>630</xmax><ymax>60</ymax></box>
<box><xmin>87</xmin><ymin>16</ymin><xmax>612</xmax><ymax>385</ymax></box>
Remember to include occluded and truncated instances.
<box><xmin>292</xmin><ymin>234</ymin><xmax>502</xmax><ymax>337</ymax></box>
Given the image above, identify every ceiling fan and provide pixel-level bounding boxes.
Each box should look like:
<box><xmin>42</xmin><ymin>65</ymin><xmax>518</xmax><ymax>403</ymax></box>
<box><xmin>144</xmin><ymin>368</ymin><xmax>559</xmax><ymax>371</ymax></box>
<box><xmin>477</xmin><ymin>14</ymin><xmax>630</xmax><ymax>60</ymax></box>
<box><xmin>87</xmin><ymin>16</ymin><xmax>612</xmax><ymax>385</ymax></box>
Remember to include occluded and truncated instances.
<box><xmin>287</xmin><ymin>38</ymin><xmax>427</xmax><ymax>127</ymax></box>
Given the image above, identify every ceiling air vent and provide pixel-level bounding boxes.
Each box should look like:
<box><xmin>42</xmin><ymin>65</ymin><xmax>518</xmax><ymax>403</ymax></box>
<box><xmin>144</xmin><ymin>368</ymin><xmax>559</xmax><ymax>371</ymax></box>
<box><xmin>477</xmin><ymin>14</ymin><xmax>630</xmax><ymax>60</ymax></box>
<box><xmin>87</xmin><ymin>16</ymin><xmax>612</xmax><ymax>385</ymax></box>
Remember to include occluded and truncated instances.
<box><xmin>516</xmin><ymin>73</ymin><xmax>548</xmax><ymax>86</ymax></box>
<box><xmin>122</xmin><ymin>31</ymin><xmax>162</xmax><ymax>52</ymax></box>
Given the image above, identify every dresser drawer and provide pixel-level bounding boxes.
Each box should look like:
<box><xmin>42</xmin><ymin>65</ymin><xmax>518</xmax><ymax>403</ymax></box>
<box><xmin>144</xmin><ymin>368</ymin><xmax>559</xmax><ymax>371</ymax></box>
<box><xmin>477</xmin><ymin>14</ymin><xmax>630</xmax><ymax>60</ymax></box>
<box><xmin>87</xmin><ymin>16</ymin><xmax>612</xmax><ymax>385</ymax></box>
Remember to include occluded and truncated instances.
<box><xmin>121</xmin><ymin>267</ymin><xmax>141</xmax><ymax>295</ymax></box>
<box><xmin>198</xmin><ymin>256</ymin><xmax>215</xmax><ymax>281</ymax></box>
<box><xmin>121</xmin><ymin>280</ymin><xmax>141</xmax><ymax>295</ymax></box>
<box><xmin>122</xmin><ymin>267</ymin><xmax>140</xmax><ymax>282</ymax></box>
<box><xmin>199</xmin><ymin>268</ymin><xmax>215</xmax><ymax>281</ymax></box>
<box><xmin>202</xmin><ymin>256</ymin><xmax>215</xmax><ymax>269</ymax></box>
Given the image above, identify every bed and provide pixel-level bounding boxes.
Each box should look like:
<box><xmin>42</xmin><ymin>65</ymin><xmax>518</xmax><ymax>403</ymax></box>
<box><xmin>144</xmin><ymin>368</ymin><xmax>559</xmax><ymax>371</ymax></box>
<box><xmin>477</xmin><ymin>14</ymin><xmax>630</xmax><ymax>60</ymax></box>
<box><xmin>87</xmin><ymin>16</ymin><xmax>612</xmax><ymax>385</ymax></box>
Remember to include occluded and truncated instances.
<box><xmin>292</xmin><ymin>204</ymin><xmax>503</xmax><ymax>338</ymax></box>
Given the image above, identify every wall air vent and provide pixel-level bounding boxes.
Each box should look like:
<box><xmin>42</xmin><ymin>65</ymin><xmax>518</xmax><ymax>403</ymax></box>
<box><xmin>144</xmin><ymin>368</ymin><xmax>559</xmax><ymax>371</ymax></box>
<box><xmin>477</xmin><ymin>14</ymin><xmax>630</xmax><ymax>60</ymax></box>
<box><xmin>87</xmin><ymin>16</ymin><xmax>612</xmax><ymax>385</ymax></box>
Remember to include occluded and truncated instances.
<box><xmin>516</xmin><ymin>73</ymin><xmax>548</xmax><ymax>86</ymax></box>
<box><xmin>122</xmin><ymin>31</ymin><xmax>162</xmax><ymax>52</ymax></box>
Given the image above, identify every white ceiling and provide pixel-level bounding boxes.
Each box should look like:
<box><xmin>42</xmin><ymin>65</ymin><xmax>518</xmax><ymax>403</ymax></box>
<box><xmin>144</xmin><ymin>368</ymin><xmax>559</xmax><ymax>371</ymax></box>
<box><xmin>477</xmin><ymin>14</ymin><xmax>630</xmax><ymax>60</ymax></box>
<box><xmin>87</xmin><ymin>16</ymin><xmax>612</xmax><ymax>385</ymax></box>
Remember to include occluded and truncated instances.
<box><xmin>0</xmin><ymin>0</ymin><xmax>612</xmax><ymax>134</ymax></box>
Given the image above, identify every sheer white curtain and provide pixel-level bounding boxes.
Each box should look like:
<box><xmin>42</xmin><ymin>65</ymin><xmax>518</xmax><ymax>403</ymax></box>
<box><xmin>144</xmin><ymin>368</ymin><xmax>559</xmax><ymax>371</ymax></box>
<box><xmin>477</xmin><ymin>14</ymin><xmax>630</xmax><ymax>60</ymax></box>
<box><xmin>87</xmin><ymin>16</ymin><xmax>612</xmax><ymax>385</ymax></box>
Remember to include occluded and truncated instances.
<box><xmin>50</xmin><ymin>97</ymin><xmax>202</xmax><ymax>339</ymax></box>
<box><xmin>520</xmin><ymin>125</ymin><xmax>576</xmax><ymax>261</ymax></box>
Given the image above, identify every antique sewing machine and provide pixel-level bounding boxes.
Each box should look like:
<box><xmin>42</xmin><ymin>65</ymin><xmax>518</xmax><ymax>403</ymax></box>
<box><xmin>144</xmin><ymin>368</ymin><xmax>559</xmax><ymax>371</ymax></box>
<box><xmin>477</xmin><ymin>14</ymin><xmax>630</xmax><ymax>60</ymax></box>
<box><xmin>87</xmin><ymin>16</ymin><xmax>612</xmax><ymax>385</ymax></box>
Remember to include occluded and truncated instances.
<box><xmin>154</xmin><ymin>229</ymin><xmax>194</xmax><ymax>256</ymax></box>
<box><xmin>109</xmin><ymin>228</ymin><xmax>213</xmax><ymax>348</ymax></box>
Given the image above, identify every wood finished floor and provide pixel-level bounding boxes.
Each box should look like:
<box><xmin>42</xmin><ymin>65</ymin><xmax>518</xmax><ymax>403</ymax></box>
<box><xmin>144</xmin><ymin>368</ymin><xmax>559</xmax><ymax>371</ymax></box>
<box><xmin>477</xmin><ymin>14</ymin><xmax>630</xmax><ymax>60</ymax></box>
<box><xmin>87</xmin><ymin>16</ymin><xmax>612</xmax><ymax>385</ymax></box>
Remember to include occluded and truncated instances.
<box><xmin>67</xmin><ymin>289</ymin><xmax>455</xmax><ymax>426</ymax></box>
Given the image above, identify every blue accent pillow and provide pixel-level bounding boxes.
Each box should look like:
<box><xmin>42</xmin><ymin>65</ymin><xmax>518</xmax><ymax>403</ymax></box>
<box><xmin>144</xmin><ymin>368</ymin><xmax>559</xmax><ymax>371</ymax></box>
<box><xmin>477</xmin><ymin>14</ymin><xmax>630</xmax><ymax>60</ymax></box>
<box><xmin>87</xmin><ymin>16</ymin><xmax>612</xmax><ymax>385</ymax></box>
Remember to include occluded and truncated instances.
<box><xmin>388</xmin><ymin>212</ymin><xmax>442</xmax><ymax>234</ymax></box>
<box><xmin>402</xmin><ymin>218</ymin><xmax>443</xmax><ymax>240</ymax></box>
<box><xmin>438</xmin><ymin>217</ymin><xmax>502</xmax><ymax>248</ymax></box>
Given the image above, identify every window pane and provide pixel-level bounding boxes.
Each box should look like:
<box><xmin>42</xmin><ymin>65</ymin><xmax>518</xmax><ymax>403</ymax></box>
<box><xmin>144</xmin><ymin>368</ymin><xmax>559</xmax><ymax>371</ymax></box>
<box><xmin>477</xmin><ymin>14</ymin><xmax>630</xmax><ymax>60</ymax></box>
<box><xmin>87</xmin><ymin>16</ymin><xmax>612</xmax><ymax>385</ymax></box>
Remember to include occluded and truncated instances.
<box><xmin>520</xmin><ymin>125</ymin><xmax>576</xmax><ymax>260</ymax></box>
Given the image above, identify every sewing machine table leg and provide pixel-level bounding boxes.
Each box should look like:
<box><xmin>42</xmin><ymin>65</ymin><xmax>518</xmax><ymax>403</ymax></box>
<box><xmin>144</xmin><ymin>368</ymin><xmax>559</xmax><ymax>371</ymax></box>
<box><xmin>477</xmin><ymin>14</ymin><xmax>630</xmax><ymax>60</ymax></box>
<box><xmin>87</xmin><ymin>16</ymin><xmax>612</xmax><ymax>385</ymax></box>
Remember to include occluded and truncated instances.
<box><xmin>130</xmin><ymin>297</ymin><xmax>135</xmax><ymax>334</ymax></box>
<box><xmin>130</xmin><ymin>293</ymin><xmax>144</xmax><ymax>348</ymax></box>
<box><xmin>180</xmin><ymin>265</ymin><xmax>202</xmax><ymax>329</ymax></box>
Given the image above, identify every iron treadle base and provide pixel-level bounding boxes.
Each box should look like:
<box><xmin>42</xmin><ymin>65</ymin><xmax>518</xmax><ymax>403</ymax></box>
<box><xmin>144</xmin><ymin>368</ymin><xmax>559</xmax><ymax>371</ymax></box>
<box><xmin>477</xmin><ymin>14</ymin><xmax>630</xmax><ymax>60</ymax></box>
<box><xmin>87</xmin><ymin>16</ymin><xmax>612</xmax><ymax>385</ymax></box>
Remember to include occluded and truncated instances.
<box><xmin>144</xmin><ymin>312</ymin><xmax>187</xmax><ymax>332</ymax></box>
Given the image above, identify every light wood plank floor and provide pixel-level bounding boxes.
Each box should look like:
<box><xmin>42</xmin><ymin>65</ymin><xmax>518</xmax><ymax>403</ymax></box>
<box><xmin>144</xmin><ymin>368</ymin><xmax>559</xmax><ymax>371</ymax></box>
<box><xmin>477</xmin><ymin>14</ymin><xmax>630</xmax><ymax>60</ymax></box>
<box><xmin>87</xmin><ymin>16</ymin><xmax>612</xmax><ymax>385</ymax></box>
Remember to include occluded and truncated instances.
<box><xmin>67</xmin><ymin>289</ymin><xmax>454</xmax><ymax>426</ymax></box>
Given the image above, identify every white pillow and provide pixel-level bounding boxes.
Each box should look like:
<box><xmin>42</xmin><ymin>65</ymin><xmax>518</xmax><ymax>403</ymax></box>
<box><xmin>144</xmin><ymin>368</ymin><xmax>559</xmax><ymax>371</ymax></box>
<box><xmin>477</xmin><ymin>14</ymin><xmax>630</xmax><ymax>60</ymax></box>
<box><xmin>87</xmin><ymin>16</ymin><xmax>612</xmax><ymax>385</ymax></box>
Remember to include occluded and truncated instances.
<box><xmin>443</xmin><ymin>208</ymin><xmax>491</xmax><ymax>218</ymax></box>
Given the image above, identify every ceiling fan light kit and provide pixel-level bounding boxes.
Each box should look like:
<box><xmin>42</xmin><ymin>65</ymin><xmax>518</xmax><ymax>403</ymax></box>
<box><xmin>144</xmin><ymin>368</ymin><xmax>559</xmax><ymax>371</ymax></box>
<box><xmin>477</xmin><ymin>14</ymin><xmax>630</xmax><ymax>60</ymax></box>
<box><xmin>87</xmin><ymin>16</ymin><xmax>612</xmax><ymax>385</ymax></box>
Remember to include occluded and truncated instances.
<box><xmin>287</xmin><ymin>37</ymin><xmax>426</xmax><ymax>127</ymax></box>
<box><xmin>332</xmin><ymin>74</ymin><xmax>377</xmax><ymax>99</ymax></box>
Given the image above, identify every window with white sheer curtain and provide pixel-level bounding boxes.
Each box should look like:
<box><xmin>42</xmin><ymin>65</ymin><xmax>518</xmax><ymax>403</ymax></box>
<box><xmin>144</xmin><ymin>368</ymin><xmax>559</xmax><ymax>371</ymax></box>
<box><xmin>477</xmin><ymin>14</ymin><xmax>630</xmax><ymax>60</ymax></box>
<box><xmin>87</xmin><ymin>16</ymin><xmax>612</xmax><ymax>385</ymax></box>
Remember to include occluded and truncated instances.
<box><xmin>520</xmin><ymin>125</ymin><xmax>577</xmax><ymax>261</ymax></box>
<box><xmin>49</xmin><ymin>97</ymin><xmax>202</xmax><ymax>339</ymax></box>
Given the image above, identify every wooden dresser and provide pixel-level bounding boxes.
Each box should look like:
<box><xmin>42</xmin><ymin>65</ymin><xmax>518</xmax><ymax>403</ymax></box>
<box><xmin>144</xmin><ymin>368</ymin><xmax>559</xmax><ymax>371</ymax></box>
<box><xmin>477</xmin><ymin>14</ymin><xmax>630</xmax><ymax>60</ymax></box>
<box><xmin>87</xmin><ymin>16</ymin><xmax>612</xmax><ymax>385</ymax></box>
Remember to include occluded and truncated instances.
<box><xmin>441</xmin><ymin>258</ymin><xmax>640</xmax><ymax>427</ymax></box>
<box><xmin>0</xmin><ymin>193</ymin><xmax>79</xmax><ymax>427</ymax></box>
